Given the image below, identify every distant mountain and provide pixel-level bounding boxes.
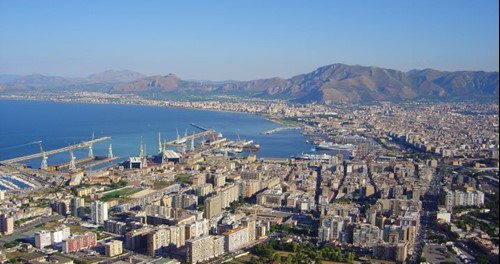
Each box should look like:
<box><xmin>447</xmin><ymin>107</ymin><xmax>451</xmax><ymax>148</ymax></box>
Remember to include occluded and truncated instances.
<box><xmin>108</xmin><ymin>63</ymin><xmax>499</xmax><ymax>104</ymax></box>
<box><xmin>0</xmin><ymin>70</ymin><xmax>145</xmax><ymax>92</ymax></box>
<box><xmin>87</xmin><ymin>70</ymin><xmax>146</xmax><ymax>83</ymax></box>
<box><xmin>112</xmin><ymin>73</ymin><xmax>182</xmax><ymax>93</ymax></box>
<box><xmin>1</xmin><ymin>64</ymin><xmax>498</xmax><ymax>103</ymax></box>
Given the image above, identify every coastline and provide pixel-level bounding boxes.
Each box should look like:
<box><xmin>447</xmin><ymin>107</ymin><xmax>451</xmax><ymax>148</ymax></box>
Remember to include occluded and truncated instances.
<box><xmin>0</xmin><ymin>97</ymin><xmax>316</xmax><ymax>163</ymax></box>
<box><xmin>0</xmin><ymin>95</ymin><xmax>305</xmax><ymax>128</ymax></box>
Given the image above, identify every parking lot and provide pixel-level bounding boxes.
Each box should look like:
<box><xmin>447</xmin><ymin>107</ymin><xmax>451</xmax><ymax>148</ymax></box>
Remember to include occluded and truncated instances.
<box><xmin>423</xmin><ymin>244</ymin><xmax>464</xmax><ymax>264</ymax></box>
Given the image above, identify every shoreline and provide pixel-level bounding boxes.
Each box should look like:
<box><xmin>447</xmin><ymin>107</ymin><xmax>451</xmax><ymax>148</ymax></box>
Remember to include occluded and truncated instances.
<box><xmin>0</xmin><ymin>96</ymin><xmax>304</xmax><ymax>128</ymax></box>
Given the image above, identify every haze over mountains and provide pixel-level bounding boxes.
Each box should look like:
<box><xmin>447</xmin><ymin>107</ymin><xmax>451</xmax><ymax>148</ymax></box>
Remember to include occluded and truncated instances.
<box><xmin>1</xmin><ymin>64</ymin><xmax>498</xmax><ymax>104</ymax></box>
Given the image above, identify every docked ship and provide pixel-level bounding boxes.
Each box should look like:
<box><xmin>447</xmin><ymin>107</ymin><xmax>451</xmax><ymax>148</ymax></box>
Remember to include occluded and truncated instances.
<box><xmin>242</xmin><ymin>144</ymin><xmax>261</xmax><ymax>151</ymax></box>
<box><xmin>315</xmin><ymin>141</ymin><xmax>355</xmax><ymax>151</ymax></box>
<box><xmin>292</xmin><ymin>153</ymin><xmax>332</xmax><ymax>161</ymax></box>
<box><xmin>239</xmin><ymin>140</ymin><xmax>261</xmax><ymax>151</ymax></box>
<box><xmin>229</xmin><ymin>139</ymin><xmax>261</xmax><ymax>151</ymax></box>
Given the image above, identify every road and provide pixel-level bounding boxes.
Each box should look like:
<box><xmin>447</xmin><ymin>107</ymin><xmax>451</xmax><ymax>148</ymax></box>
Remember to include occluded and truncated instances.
<box><xmin>0</xmin><ymin>215</ymin><xmax>64</xmax><ymax>244</ymax></box>
<box><xmin>411</xmin><ymin>165</ymin><xmax>447</xmax><ymax>263</ymax></box>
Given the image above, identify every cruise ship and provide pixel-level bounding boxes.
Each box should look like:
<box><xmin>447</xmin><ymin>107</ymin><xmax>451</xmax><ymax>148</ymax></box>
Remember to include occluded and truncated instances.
<box><xmin>292</xmin><ymin>153</ymin><xmax>332</xmax><ymax>161</ymax></box>
<box><xmin>315</xmin><ymin>141</ymin><xmax>355</xmax><ymax>151</ymax></box>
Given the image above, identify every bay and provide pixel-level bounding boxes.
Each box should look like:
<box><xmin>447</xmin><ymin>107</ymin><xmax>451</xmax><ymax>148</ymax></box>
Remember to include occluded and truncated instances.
<box><xmin>0</xmin><ymin>100</ymin><xmax>313</xmax><ymax>169</ymax></box>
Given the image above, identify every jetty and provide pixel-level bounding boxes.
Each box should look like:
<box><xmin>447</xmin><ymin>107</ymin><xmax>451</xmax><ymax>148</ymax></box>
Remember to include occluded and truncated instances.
<box><xmin>261</xmin><ymin>127</ymin><xmax>302</xmax><ymax>135</ymax></box>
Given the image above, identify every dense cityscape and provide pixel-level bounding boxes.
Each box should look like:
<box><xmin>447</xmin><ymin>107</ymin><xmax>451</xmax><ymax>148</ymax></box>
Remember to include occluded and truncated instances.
<box><xmin>0</xmin><ymin>93</ymin><xmax>498</xmax><ymax>264</ymax></box>
<box><xmin>0</xmin><ymin>1</ymin><xmax>498</xmax><ymax>264</ymax></box>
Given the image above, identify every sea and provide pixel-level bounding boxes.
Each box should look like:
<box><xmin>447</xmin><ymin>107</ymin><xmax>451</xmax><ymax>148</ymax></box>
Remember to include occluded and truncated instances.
<box><xmin>0</xmin><ymin>99</ymin><xmax>319</xmax><ymax>173</ymax></box>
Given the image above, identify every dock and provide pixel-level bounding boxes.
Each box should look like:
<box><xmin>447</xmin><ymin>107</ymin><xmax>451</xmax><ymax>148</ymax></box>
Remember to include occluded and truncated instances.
<box><xmin>0</xmin><ymin>137</ymin><xmax>111</xmax><ymax>164</ymax></box>
<box><xmin>190</xmin><ymin>123</ymin><xmax>209</xmax><ymax>131</ymax></box>
<box><xmin>261</xmin><ymin>127</ymin><xmax>302</xmax><ymax>135</ymax></box>
<box><xmin>164</xmin><ymin>130</ymin><xmax>214</xmax><ymax>146</ymax></box>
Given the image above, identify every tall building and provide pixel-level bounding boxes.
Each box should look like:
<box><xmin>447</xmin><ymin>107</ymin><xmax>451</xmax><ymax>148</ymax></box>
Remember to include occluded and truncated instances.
<box><xmin>105</xmin><ymin>240</ymin><xmax>123</xmax><ymax>257</ymax></box>
<box><xmin>147</xmin><ymin>225</ymin><xmax>186</xmax><ymax>257</ymax></box>
<box><xmin>223</xmin><ymin>226</ymin><xmax>249</xmax><ymax>253</ymax></box>
<box><xmin>104</xmin><ymin>220</ymin><xmax>127</xmax><ymax>235</ymax></box>
<box><xmin>241</xmin><ymin>217</ymin><xmax>256</xmax><ymax>242</ymax></box>
<box><xmin>91</xmin><ymin>201</ymin><xmax>108</xmax><ymax>225</ymax></box>
<box><xmin>62</xmin><ymin>232</ymin><xmax>97</xmax><ymax>253</ymax></box>
<box><xmin>186</xmin><ymin>235</ymin><xmax>215</xmax><ymax>264</ymax></box>
<box><xmin>318</xmin><ymin>215</ymin><xmax>345</xmax><ymax>242</ymax></box>
<box><xmin>204</xmin><ymin>194</ymin><xmax>222</xmax><ymax>219</ymax></box>
<box><xmin>35</xmin><ymin>231</ymin><xmax>52</xmax><ymax>248</ymax></box>
<box><xmin>213</xmin><ymin>235</ymin><xmax>225</xmax><ymax>258</ymax></box>
<box><xmin>352</xmin><ymin>224</ymin><xmax>381</xmax><ymax>248</ymax></box>
<box><xmin>219</xmin><ymin>183</ymin><xmax>240</xmax><ymax>208</ymax></box>
<box><xmin>125</xmin><ymin>228</ymin><xmax>150</xmax><ymax>251</ymax></box>
<box><xmin>186</xmin><ymin>235</ymin><xmax>225</xmax><ymax>264</ymax></box>
<box><xmin>34</xmin><ymin>225</ymin><xmax>71</xmax><ymax>248</ymax></box>
<box><xmin>71</xmin><ymin>197</ymin><xmax>85</xmax><ymax>217</ymax></box>
<box><xmin>185</xmin><ymin>219</ymin><xmax>210</xmax><ymax>240</ymax></box>
<box><xmin>52</xmin><ymin>225</ymin><xmax>71</xmax><ymax>245</ymax></box>
<box><xmin>0</xmin><ymin>190</ymin><xmax>5</xmax><ymax>200</ymax></box>
<box><xmin>444</xmin><ymin>189</ymin><xmax>485</xmax><ymax>212</ymax></box>
<box><xmin>51</xmin><ymin>201</ymin><xmax>69</xmax><ymax>216</ymax></box>
<box><xmin>0</xmin><ymin>214</ymin><xmax>14</xmax><ymax>235</ymax></box>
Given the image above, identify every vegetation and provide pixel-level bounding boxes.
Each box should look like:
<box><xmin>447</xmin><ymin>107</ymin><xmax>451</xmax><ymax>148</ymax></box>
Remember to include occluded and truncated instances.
<box><xmin>100</xmin><ymin>187</ymin><xmax>141</xmax><ymax>202</ymax></box>
<box><xmin>14</xmin><ymin>216</ymin><xmax>38</xmax><ymax>226</ymax></box>
<box><xmin>250</xmin><ymin>239</ymin><xmax>356</xmax><ymax>264</ymax></box>
<box><xmin>96</xmin><ymin>231</ymin><xmax>111</xmax><ymax>240</ymax></box>
<box><xmin>174</xmin><ymin>174</ymin><xmax>192</xmax><ymax>185</ymax></box>
<box><xmin>109</xmin><ymin>179</ymin><xmax>128</xmax><ymax>189</ymax></box>
<box><xmin>67</xmin><ymin>224</ymin><xmax>88</xmax><ymax>233</ymax></box>
<box><xmin>152</xmin><ymin>179</ymin><xmax>174</xmax><ymax>190</ymax></box>
<box><xmin>267</xmin><ymin>117</ymin><xmax>304</xmax><ymax>127</ymax></box>
<box><xmin>227</xmin><ymin>197</ymin><xmax>251</xmax><ymax>213</ymax></box>
<box><xmin>453</xmin><ymin>192</ymin><xmax>499</xmax><ymax>237</ymax></box>
<box><xmin>3</xmin><ymin>240</ymin><xmax>20</xmax><ymax>248</ymax></box>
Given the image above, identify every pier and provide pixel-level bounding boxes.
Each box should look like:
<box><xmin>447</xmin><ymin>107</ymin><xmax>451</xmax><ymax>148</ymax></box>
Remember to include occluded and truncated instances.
<box><xmin>164</xmin><ymin>130</ymin><xmax>214</xmax><ymax>146</ymax></box>
<box><xmin>261</xmin><ymin>127</ymin><xmax>302</xmax><ymax>135</ymax></box>
<box><xmin>190</xmin><ymin>123</ymin><xmax>209</xmax><ymax>131</ymax></box>
<box><xmin>0</xmin><ymin>137</ymin><xmax>111</xmax><ymax>164</ymax></box>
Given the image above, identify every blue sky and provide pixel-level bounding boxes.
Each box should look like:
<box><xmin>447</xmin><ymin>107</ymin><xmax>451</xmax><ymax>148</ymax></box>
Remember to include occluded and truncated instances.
<box><xmin>0</xmin><ymin>0</ymin><xmax>498</xmax><ymax>80</ymax></box>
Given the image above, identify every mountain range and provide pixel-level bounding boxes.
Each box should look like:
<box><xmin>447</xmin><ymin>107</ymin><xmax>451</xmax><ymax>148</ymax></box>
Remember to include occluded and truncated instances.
<box><xmin>1</xmin><ymin>64</ymin><xmax>498</xmax><ymax>104</ymax></box>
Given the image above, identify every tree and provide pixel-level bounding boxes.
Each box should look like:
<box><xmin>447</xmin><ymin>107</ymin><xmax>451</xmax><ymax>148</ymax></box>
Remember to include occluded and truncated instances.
<box><xmin>347</xmin><ymin>252</ymin><xmax>355</xmax><ymax>263</ymax></box>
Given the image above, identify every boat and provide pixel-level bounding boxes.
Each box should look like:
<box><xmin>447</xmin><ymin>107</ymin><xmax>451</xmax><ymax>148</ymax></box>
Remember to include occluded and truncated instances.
<box><xmin>243</xmin><ymin>144</ymin><xmax>261</xmax><ymax>151</ymax></box>
<box><xmin>242</xmin><ymin>140</ymin><xmax>254</xmax><ymax>146</ymax></box>
<box><xmin>292</xmin><ymin>153</ymin><xmax>332</xmax><ymax>161</ymax></box>
<box><xmin>315</xmin><ymin>141</ymin><xmax>355</xmax><ymax>151</ymax></box>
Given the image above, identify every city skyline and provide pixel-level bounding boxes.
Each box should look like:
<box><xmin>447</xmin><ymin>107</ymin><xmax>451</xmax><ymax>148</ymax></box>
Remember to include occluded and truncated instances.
<box><xmin>0</xmin><ymin>0</ymin><xmax>498</xmax><ymax>80</ymax></box>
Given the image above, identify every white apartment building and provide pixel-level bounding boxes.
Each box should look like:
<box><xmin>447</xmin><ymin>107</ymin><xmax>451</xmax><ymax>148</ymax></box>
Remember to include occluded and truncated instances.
<box><xmin>91</xmin><ymin>201</ymin><xmax>109</xmax><ymax>225</ymax></box>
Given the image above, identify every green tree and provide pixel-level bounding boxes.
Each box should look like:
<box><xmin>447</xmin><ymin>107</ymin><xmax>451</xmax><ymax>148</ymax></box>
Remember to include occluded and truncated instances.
<box><xmin>273</xmin><ymin>253</ymin><xmax>281</xmax><ymax>263</ymax></box>
<box><xmin>347</xmin><ymin>252</ymin><xmax>355</xmax><ymax>263</ymax></box>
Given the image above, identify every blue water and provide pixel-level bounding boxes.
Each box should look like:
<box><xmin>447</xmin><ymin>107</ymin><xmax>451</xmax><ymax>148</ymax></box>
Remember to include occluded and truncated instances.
<box><xmin>0</xmin><ymin>176</ymin><xmax>30</xmax><ymax>190</ymax></box>
<box><xmin>0</xmin><ymin>100</ymin><xmax>313</xmax><ymax>169</ymax></box>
